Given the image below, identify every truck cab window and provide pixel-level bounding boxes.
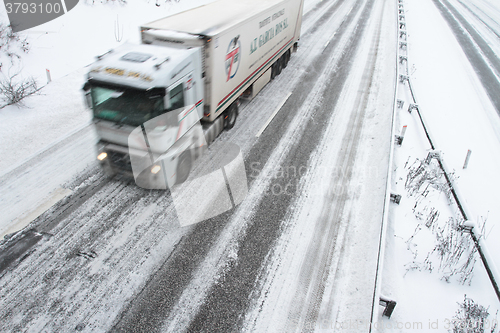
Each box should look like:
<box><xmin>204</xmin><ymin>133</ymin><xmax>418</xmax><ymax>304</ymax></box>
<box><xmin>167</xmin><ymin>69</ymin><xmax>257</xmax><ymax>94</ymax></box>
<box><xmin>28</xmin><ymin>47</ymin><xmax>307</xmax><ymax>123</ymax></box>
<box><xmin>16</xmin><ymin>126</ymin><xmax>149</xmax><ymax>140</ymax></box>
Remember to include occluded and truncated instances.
<box><xmin>90</xmin><ymin>85</ymin><xmax>164</xmax><ymax>127</ymax></box>
<box><xmin>168</xmin><ymin>84</ymin><xmax>184</xmax><ymax>111</ymax></box>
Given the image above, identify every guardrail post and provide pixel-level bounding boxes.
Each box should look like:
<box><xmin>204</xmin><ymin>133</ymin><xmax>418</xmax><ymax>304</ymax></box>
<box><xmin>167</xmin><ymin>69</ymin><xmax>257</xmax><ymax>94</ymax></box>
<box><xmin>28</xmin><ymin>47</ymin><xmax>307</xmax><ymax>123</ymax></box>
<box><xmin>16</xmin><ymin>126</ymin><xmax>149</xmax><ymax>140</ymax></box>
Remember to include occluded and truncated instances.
<box><xmin>408</xmin><ymin>103</ymin><xmax>418</xmax><ymax>113</ymax></box>
<box><xmin>463</xmin><ymin>149</ymin><xmax>472</xmax><ymax>169</ymax></box>
<box><xmin>390</xmin><ymin>193</ymin><xmax>402</xmax><ymax>204</ymax></box>
<box><xmin>379</xmin><ymin>296</ymin><xmax>397</xmax><ymax>318</ymax></box>
<box><xmin>424</xmin><ymin>150</ymin><xmax>440</xmax><ymax>164</ymax></box>
<box><xmin>395</xmin><ymin>125</ymin><xmax>407</xmax><ymax>146</ymax></box>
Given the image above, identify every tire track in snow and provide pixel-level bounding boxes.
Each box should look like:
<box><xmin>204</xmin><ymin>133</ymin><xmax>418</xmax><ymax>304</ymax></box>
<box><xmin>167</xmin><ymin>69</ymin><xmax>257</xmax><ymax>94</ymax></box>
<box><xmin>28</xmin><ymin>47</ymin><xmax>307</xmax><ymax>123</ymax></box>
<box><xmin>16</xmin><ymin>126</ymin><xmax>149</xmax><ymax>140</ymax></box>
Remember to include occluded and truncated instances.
<box><xmin>283</xmin><ymin>0</ymin><xmax>383</xmax><ymax>330</ymax></box>
<box><xmin>182</xmin><ymin>0</ymin><xmax>380</xmax><ymax>332</ymax></box>
<box><xmin>433</xmin><ymin>0</ymin><xmax>500</xmax><ymax>117</ymax></box>
<box><xmin>142</xmin><ymin>0</ymin><xmax>371</xmax><ymax>331</ymax></box>
<box><xmin>110</xmin><ymin>0</ymin><xmax>358</xmax><ymax>331</ymax></box>
<box><xmin>0</xmin><ymin>172</ymin><xmax>188</xmax><ymax>332</ymax></box>
<box><xmin>457</xmin><ymin>0</ymin><xmax>500</xmax><ymax>39</ymax></box>
<box><xmin>241</xmin><ymin>0</ymin><xmax>394</xmax><ymax>329</ymax></box>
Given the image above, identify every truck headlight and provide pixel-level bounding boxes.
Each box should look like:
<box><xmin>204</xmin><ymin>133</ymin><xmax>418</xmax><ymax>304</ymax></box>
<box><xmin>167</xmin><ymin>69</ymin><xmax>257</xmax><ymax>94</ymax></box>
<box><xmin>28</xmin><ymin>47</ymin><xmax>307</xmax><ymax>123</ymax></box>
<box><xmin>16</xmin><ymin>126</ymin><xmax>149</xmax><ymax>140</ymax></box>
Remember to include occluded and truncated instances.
<box><xmin>151</xmin><ymin>164</ymin><xmax>161</xmax><ymax>174</ymax></box>
<box><xmin>97</xmin><ymin>152</ymin><xmax>108</xmax><ymax>161</ymax></box>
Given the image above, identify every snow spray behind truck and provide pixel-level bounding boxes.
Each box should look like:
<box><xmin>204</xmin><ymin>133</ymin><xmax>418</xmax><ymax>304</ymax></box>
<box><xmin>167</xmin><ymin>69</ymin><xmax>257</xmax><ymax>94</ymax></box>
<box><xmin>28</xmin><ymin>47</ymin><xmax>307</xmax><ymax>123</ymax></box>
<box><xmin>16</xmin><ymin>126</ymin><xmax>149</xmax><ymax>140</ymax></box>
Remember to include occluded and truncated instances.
<box><xmin>83</xmin><ymin>0</ymin><xmax>304</xmax><ymax>192</ymax></box>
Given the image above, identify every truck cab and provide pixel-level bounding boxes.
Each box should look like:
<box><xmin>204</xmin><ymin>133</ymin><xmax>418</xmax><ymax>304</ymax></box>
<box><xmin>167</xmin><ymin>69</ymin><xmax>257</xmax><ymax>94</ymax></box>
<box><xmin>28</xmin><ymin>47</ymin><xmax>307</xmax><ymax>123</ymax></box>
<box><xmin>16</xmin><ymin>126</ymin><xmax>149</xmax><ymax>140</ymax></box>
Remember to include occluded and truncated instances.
<box><xmin>83</xmin><ymin>43</ymin><xmax>205</xmax><ymax>188</ymax></box>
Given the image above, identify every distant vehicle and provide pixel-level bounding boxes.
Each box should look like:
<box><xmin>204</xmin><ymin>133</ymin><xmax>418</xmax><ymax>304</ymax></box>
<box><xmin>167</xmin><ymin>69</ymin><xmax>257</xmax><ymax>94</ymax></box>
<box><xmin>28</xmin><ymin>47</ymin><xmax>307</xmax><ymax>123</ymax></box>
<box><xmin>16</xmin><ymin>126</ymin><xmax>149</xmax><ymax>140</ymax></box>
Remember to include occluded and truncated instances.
<box><xmin>83</xmin><ymin>0</ymin><xmax>304</xmax><ymax>188</ymax></box>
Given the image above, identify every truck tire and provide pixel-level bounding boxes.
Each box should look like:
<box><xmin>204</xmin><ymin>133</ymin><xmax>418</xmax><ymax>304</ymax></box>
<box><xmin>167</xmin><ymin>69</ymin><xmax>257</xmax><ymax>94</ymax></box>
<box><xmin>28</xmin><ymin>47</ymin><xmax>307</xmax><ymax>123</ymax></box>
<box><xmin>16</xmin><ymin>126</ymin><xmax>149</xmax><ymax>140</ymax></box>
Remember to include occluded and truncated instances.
<box><xmin>275</xmin><ymin>57</ymin><xmax>283</xmax><ymax>76</ymax></box>
<box><xmin>224</xmin><ymin>103</ymin><xmax>238</xmax><ymax>130</ymax></box>
<box><xmin>176</xmin><ymin>151</ymin><xmax>192</xmax><ymax>184</ymax></box>
<box><xmin>282</xmin><ymin>50</ymin><xmax>290</xmax><ymax>68</ymax></box>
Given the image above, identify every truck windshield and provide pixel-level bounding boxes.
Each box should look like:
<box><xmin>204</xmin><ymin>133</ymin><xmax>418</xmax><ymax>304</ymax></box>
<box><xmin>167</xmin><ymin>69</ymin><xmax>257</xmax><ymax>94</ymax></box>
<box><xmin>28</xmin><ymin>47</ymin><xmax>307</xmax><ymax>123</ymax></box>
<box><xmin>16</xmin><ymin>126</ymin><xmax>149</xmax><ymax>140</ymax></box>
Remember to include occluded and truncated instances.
<box><xmin>91</xmin><ymin>85</ymin><xmax>165</xmax><ymax>127</ymax></box>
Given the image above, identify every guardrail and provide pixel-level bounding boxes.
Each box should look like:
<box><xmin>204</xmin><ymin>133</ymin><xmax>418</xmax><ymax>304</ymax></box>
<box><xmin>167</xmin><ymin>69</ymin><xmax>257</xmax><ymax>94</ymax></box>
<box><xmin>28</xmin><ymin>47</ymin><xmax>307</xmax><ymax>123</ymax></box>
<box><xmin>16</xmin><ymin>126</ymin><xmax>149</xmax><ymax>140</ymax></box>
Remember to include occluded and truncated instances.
<box><xmin>368</xmin><ymin>0</ymin><xmax>401</xmax><ymax>329</ymax></box>
<box><xmin>371</xmin><ymin>0</ymin><xmax>500</xmax><ymax>330</ymax></box>
<box><xmin>400</xmin><ymin>2</ymin><xmax>500</xmax><ymax>303</ymax></box>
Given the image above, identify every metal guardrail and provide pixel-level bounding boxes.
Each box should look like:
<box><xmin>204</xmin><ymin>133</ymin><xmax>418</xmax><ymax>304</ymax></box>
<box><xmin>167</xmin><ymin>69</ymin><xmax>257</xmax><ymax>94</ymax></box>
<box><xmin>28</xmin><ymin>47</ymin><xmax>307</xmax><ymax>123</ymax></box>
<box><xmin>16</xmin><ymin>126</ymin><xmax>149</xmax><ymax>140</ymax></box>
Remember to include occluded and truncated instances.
<box><xmin>371</xmin><ymin>1</ymin><xmax>500</xmax><ymax>330</ymax></box>
<box><xmin>402</xmin><ymin>4</ymin><xmax>500</xmax><ymax>303</ymax></box>
<box><xmin>368</xmin><ymin>0</ymin><xmax>401</xmax><ymax>329</ymax></box>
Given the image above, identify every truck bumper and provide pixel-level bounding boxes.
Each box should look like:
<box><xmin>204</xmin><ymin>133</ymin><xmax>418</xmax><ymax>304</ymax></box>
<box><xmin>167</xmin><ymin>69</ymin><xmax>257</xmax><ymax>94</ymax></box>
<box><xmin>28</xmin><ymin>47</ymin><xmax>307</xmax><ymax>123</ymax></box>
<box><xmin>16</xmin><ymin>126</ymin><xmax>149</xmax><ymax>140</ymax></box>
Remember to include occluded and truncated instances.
<box><xmin>96</xmin><ymin>141</ymin><xmax>175</xmax><ymax>189</ymax></box>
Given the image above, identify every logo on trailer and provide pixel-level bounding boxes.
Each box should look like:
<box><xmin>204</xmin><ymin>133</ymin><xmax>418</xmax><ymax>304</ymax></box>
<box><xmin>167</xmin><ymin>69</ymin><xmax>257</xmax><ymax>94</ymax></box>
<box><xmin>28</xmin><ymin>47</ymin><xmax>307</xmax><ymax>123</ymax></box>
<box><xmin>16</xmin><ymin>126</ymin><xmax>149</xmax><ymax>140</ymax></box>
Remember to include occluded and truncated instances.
<box><xmin>225</xmin><ymin>35</ymin><xmax>241</xmax><ymax>82</ymax></box>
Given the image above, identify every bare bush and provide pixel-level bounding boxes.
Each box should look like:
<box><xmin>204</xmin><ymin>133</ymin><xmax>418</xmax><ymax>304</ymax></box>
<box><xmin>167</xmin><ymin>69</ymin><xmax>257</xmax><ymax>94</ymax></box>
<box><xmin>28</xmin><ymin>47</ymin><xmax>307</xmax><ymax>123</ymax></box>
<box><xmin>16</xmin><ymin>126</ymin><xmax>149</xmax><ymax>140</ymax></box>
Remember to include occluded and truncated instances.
<box><xmin>403</xmin><ymin>157</ymin><xmax>477</xmax><ymax>284</ymax></box>
<box><xmin>0</xmin><ymin>72</ymin><xmax>40</xmax><ymax>109</ymax></box>
<box><xmin>449</xmin><ymin>295</ymin><xmax>498</xmax><ymax>333</ymax></box>
<box><xmin>433</xmin><ymin>217</ymin><xmax>477</xmax><ymax>285</ymax></box>
<box><xmin>0</xmin><ymin>23</ymin><xmax>29</xmax><ymax>70</ymax></box>
<box><xmin>405</xmin><ymin>157</ymin><xmax>457</xmax><ymax>202</ymax></box>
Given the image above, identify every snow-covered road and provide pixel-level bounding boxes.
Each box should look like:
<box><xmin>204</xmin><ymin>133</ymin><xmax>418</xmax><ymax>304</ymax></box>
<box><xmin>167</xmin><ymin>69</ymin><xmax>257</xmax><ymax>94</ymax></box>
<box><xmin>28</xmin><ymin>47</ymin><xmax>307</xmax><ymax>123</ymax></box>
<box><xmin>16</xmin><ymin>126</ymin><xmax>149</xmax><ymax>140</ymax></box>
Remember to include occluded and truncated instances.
<box><xmin>1</xmin><ymin>0</ymin><xmax>396</xmax><ymax>331</ymax></box>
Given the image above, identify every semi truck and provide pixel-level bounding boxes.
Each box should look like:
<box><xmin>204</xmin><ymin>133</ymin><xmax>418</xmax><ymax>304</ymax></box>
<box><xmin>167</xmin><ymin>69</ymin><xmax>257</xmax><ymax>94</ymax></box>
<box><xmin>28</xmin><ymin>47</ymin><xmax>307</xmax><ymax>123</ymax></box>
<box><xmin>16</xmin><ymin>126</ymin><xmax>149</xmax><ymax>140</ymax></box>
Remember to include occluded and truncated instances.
<box><xmin>83</xmin><ymin>0</ymin><xmax>304</xmax><ymax>188</ymax></box>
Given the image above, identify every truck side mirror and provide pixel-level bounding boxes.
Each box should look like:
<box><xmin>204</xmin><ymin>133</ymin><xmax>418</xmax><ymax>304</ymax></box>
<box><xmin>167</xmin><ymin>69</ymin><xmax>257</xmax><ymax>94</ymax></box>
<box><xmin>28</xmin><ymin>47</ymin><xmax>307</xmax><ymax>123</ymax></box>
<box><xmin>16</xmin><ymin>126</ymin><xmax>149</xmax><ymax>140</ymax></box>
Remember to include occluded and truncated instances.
<box><xmin>164</xmin><ymin>89</ymin><xmax>171</xmax><ymax>111</ymax></box>
<box><xmin>84</xmin><ymin>91</ymin><xmax>92</xmax><ymax>109</ymax></box>
<box><xmin>82</xmin><ymin>82</ymin><xmax>92</xmax><ymax>109</ymax></box>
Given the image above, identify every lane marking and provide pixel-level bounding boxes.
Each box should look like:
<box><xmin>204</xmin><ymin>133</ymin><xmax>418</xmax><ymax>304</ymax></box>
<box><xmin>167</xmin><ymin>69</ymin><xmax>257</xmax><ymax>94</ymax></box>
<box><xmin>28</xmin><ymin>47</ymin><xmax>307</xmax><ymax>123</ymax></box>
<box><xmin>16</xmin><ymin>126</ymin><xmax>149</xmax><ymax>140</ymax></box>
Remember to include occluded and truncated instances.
<box><xmin>1</xmin><ymin>187</ymin><xmax>73</xmax><ymax>240</ymax></box>
<box><xmin>256</xmin><ymin>92</ymin><xmax>292</xmax><ymax>137</ymax></box>
<box><xmin>324</xmin><ymin>33</ymin><xmax>336</xmax><ymax>49</ymax></box>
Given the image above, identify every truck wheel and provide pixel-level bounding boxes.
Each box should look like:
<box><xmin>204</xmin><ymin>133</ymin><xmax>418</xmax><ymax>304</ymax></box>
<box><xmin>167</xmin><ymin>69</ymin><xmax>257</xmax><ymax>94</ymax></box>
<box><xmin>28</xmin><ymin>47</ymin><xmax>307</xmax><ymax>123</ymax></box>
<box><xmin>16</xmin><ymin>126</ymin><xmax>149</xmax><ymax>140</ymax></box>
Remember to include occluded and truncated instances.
<box><xmin>224</xmin><ymin>103</ymin><xmax>238</xmax><ymax>130</ymax></box>
<box><xmin>176</xmin><ymin>151</ymin><xmax>191</xmax><ymax>184</ymax></box>
<box><xmin>101</xmin><ymin>159</ymin><xmax>117</xmax><ymax>178</ymax></box>
<box><xmin>271</xmin><ymin>62</ymin><xmax>277</xmax><ymax>80</ymax></box>
<box><xmin>275</xmin><ymin>58</ymin><xmax>283</xmax><ymax>76</ymax></box>
<box><xmin>282</xmin><ymin>50</ymin><xmax>290</xmax><ymax>68</ymax></box>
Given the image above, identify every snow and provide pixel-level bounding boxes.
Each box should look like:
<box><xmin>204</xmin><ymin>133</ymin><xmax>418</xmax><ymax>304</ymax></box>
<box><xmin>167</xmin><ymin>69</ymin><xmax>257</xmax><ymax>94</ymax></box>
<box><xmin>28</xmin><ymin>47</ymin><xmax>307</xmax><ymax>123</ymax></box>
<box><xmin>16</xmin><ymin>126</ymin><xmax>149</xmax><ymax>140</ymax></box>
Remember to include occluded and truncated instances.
<box><xmin>241</xmin><ymin>0</ymin><xmax>398</xmax><ymax>330</ymax></box>
<box><xmin>2</xmin><ymin>0</ymin><xmax>217</xmax><ymax>83</ymax></box>
<box><xmin>0</xmin><ymin>0</ymin><xmax>215</xmax><ymax>237</ymax></box>
<box><xmin>377</xmin><ymin>0</ymin><xmax>500</xmax><ymax>330</ymax></box>
<box><xmin>161</xmin><ymin>8</ymin><xmax>362</xmax><ymax>328</ymax></box>
<box><xmin>0</xmin><ymin>2</ymin><xmax>335</xmax><ymax>330</ymax></box>
<box><xmin>407</xmin><ymin>0</ymin><xmax>500</xmax><ymax>287</ymax></box>
<box><xmin>1</xmin><ymin>0</ymin><xmax>500</xmax><ymax>330</ymax></box>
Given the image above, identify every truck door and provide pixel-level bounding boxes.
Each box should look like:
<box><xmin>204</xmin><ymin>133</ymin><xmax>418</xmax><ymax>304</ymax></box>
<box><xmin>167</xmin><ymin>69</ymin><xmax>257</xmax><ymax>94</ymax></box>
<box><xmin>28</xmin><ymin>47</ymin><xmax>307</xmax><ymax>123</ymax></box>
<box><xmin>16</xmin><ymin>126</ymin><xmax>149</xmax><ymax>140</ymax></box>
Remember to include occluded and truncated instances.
<box><xmin>183</xmin><ymin>72</ymin><xmax>195</xmax><ymax>106</ymax></box>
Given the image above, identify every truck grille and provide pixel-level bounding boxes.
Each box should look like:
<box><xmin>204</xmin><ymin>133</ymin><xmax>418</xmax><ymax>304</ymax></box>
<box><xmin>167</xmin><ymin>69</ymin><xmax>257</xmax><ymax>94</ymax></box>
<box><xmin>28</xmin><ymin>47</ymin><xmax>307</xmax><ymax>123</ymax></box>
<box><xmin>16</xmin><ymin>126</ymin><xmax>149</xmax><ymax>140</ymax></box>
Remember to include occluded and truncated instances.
<box><xmin>108</xmin><ymin>150</ymin><xmax>133</xmax><ymax>172</ymax></box>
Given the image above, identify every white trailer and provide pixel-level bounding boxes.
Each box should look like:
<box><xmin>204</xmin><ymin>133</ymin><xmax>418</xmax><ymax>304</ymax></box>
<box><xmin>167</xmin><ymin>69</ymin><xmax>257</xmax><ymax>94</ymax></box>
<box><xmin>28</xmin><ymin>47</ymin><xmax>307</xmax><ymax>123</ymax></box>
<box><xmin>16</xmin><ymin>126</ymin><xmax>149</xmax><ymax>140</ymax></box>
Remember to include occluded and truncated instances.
<box><xmin>83</xmin><ymin>0</ymin><xmax>304</xmax><ymax>187</ymax></box>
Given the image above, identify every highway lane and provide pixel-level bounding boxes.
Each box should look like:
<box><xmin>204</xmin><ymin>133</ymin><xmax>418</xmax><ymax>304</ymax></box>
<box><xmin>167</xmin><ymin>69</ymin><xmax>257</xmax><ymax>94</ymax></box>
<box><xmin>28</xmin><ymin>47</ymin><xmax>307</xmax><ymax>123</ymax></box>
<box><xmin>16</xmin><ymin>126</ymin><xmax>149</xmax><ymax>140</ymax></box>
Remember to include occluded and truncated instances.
<box><xmin>433</xmin><ymin>0</ymin><xmax>500</xmax><ymax>116</ymax></box>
